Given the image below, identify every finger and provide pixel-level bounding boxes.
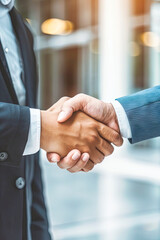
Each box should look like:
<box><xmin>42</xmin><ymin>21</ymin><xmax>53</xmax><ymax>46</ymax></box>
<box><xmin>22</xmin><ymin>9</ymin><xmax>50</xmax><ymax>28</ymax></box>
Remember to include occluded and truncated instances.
<box><xmin>98</xmin><ymin>123</ymin><xmax>123</xmax><ymax>147</ymax></box>
<box><xmin>82</xmin><ymin>160</ymin><xmax>95</xmax><ymax>172</ymax></box>
<box><xmin>97</xmin><ymin>139</ymin><xmax>114</xmax><ymax>157</ymax></box>
<box><xmin>89</xmin><ymin>148</ymin><xmax>105</xmax><ymax>164</ymax></box>
<box><xmin>67</xmin><ymin>153</ymin><xmax>90</xmax><ymax>173</ymax></box>
<box><xmin>47</xmin><ymin>153</ymin><xmax>61</xmax><ymax>163</ymax></box>
<box><xmin>57</xmin><ymin>149</ymin><xmax>81</xmax><ymax>169</ymax></box>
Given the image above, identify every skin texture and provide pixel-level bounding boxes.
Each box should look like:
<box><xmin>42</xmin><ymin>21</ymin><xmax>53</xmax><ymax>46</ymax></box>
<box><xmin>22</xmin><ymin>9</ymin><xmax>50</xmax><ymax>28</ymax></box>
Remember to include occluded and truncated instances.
<box><xmin>46</xmin><ymin>96</ymin><xmax>123</xmax><ymax>172</ymax></box>
<box><xmin>57</xmin><ymin>94</ymin><xmax>119</xmax><ymax>132</ymax></box>
<box><xmin>41</xmin><ymin>97</ymin><xmax>123</xmax><ymax>172</ymax></box>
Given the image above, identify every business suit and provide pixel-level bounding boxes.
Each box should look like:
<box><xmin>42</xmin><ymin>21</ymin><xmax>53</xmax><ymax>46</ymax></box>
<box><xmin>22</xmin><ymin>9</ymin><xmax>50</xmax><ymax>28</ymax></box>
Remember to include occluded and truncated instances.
<box><xmin>117</xmin><ymin>85</ymin><xmax>160</xmax><ymax>144</ymax></box>
<box><xmin>0</xmin><ymin>7</ymin><xmax>51</xmax><ymax>240</ymax></box>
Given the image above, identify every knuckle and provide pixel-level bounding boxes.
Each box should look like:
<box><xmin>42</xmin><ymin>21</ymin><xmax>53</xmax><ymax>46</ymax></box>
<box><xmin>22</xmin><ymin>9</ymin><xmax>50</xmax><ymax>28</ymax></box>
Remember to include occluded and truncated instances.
<box><xmin>90</xmin><ymin>122</ymin><xmax>98</xmax><ymax>129</ymax></box>
<box><xmin>88</xmin><ymin>134</ymin><xmax>98</xmax><ymax>143</ymax></box>
<box><xmin>82</xmin><ymin>146</ymin><xmax>90</xmax><ymax>154</ymax></box>
<box><xmin>57</xmin><ymin>162</ymin><xmax>65</xmax><ymax>169</ymax></box>
<box><xmin>98</xmin><ymin>156</ymin><xmax>105</xmax><ymax>163</ymax></box>
<box><xmin>83</xmin><ymin>162</ymin><xmax>94</xmax><ymax>172</ymax></box>
<box><xmin>57</xmin><ymin>159</ymin><xmax>73</xmax><ymax>169</ymax></box>
<box><xmin>95</xmin><ymin>156</ymin><xmax>104</xmax><ymax>164</ymax></box>
<box><xmin>67</xmin><ymin>169</ymin><xmax>75</xmax><ymax>173</ymax></box>
<box><xmin>118</xmin><ymin>137</ymin><xmax>124</xmax><ymax>147</ymax></box>
<box><xmin>61</xmin><ymin>96</ymin><xmax>70</xmax><ymax>101</ymax></box>
<box><xmin>112</xmin><ymin>132</ymin><xmax>121</xmax><ymax>142</ymax></box>
<box><xmin>104</xmin><ymin>145</ymin><xmax>114</xmax><ymax>156</ymax></box>
<box><xmin>66</xmin><ymin>163</ymin><xmax>74</xmax><ymax>169</ymax></box>
<box><xmin>109</xmin><ymin>145</ymin><xmax>114</xmax><ymax>155</ymax></box>
<box><xmin>89</xmin><ymin>136</ymin><xmax>96</xmax><ymax>143</ymax></box>
<box><xmin>93</xmin><ymin>155</ymin><xmax>102</xmax><ymax>164</ymax></box>
<box><xmin>83</xmin><ymin>167</ymin><xmax>90</xmax><ymax>172</ymax></box>
<box><xmin>71</xmin><ymin>165</ymin><xmax>81</xmax><ymax>172</ymax></box>
<box><xmin>95</xmin><ymin>159</ymin><xmax>101</xmax><ymax>164</ymax></box>
<box><xmin>77</xmin><ymin>93</ymin><xmax>85</xmax><ymax>99</ymax></box>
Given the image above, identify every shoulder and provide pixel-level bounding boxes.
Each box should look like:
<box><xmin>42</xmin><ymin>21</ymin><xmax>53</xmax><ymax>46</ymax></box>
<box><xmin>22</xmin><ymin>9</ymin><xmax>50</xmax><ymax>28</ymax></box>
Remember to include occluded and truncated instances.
<box><xmin>24</xmin><ymin>20</ymin><xmax>35</xmax><ymax>44</ymax></box>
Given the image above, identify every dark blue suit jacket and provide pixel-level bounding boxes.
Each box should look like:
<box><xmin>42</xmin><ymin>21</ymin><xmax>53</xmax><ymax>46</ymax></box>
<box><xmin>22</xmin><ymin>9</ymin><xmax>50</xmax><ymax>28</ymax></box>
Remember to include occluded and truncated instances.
<box><xmin>117</xmin><ymin>85</ymin><xmax>160</xmax><ymax>144</ymax></box>
<box><xmin>0</xmin><ymin>8</ymin><xmax>51</xmax><ymax>240</ymax></box>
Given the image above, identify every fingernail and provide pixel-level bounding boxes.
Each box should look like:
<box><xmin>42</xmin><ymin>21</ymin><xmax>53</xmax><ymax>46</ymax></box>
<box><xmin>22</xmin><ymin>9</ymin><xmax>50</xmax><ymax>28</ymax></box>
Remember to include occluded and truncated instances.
<box><xmin>57</xmin><ymin>111</ymin><xmax>67</xmax><ymax>122</ymax></box>
<box><xmin>72</xmin><ymin>152</ymin><xmax>80</xmax><ymax>161</ymax></box>
<box><xmin>51</xmin><ymin>158</ymin><xmax>58</xmax><ymax>163</ymax></box>
<box><xmin>82</xmin><ymin>154</ymin><xmax>89</xmax><ymax>162</ymax></box>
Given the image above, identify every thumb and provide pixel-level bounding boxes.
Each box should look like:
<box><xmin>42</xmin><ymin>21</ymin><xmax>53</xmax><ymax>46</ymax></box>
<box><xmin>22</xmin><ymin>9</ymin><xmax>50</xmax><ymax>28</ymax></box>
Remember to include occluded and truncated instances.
<box><xmin>57</xmin><ymin>107</ymin><xmax>74</xmax><ymax>122</ymax></box>
<box><xmin>57</xmin><ymin>94</ymin><xmax>86</xmax><ymax>122</ymax></box>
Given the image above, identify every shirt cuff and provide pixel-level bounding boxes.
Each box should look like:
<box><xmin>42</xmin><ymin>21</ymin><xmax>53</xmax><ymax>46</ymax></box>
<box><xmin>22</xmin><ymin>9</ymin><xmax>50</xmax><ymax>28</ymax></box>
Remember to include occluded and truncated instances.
<box><xmin>23</xmin><ymin>108</ymin><xmax>41</xmax><ymax>156</ymax></box>
<box><xmin>111</xmin><ymin>100</ymin><xmax>132</xmax><ymax>139</ymax></box>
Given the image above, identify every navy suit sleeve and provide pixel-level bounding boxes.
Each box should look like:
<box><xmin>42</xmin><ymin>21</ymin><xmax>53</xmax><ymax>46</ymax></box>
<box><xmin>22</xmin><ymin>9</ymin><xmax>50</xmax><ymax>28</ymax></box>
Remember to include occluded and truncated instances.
<box><xmin>0</xmin><ymin>102</ymin><xmax>30</xmax><ymax>165</ymax></box>
<box><xmin>117</xmin><ymin>85</ymin><xmax>160</xmax><ymax>144</ymax></box>
<box><xmin>31</xmin><ymin>155</ymin><xmax>52</xmax><ymax>240</ymax></box>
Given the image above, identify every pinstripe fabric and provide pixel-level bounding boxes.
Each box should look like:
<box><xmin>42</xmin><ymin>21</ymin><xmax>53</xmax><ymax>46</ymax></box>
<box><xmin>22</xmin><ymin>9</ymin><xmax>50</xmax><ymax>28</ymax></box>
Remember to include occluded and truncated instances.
<box><xmin>117</xmin><ymin>85</ymin><xmax>160</xmax><ymax>143</ymax></box>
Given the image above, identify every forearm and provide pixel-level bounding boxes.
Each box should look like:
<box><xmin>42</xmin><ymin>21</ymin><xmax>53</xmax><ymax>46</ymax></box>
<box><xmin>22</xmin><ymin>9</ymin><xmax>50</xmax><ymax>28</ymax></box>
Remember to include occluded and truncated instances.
<box><xmin>0</xmin><ymin>102</ymin><xmax>30</xmax><ymax>165</ymax></box>
<box><xmin>116</xmin><ymin>85</ymin><xmax>160</xmax><ymax>143</ymax></box>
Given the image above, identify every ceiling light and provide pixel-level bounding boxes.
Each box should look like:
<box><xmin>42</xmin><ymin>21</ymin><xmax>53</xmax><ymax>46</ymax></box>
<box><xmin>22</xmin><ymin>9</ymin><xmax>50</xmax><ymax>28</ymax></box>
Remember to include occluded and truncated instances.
<box><xmin>41</xmin><ymin>18</ymin><xmax>74</xmax><ymax>35</ymax></box>
<box><xmin>141</xmin><ymin>32</ymin><xmax>160</xmax><ymax>48</ymax></box>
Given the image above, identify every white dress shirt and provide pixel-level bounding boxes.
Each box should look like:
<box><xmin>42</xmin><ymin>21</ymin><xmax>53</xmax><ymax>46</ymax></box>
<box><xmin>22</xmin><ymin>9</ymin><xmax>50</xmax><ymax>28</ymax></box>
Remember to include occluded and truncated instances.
<box><xmin>112</xmin><ymin>100</ymin><xmax>132</xmax><ymax>139</ymax></box>
<box><xmin>0</xmin><ymin>0</ymin><xmax>40</xmax><ymax>155</ymax></box>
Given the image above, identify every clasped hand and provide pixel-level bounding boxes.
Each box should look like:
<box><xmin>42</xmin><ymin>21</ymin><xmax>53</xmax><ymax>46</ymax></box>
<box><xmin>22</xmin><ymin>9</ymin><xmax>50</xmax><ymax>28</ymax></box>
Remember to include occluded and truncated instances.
<box><xmin>40</xmin><ymin>96</ymin><xmax>123</xmax><ymax>173</ymax></box>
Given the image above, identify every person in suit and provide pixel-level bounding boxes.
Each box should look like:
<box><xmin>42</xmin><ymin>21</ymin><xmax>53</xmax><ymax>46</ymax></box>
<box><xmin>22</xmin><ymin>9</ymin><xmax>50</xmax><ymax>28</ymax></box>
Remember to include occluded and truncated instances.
<box><xmin>0</xmin><ymin>1</ymin><xmax>122</xmax><ymax>239</ymax></box>
<box><xmin>48</xmin><ymin>86</ymin><xmax>160</xmax><ymax>170</ymax></box>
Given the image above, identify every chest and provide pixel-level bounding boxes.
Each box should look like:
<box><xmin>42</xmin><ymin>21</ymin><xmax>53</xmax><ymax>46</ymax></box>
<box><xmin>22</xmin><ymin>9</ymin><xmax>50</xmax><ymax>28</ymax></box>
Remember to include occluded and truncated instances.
<box><xmin>0</xmin><ymin>9</ymin><xmax>38</xmax><ymax>107</ymax></box>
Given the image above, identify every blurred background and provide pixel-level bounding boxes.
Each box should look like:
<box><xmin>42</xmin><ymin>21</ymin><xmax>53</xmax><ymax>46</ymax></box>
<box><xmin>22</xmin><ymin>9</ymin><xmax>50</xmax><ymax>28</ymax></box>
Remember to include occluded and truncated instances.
<box><xmin>16</xmin><ymin>0</ymin><xmax>160</xmax><ymax>239</ymax></box>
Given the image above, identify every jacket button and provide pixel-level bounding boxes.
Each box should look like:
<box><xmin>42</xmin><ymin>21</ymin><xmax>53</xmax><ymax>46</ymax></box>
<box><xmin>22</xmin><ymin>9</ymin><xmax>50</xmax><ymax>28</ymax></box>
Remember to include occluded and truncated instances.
<box><xmin>16</xmin><ymin>177</ymin><xmax>25</xmax><ymax>189</ymax></box>
<box><xmin>0</xmin><ymin>152</ymin><xmax>8</xmax><ymax>161</ymax></box>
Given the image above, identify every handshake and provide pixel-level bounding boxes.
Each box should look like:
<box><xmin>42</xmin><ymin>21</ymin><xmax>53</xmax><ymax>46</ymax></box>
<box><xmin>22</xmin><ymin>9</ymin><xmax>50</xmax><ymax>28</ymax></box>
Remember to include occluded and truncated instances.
<box><xmin>40</xmin><ymin>94</ymin><xmax>123</xmax><ymax>173</ymax></box>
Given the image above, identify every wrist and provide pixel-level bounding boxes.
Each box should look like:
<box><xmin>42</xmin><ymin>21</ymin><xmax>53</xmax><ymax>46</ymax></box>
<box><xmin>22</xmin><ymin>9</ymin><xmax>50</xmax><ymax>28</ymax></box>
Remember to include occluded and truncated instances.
<box><xmin>111</xmin><ymin>100</ymin><xmax>132</xmax><ymax>138</ymax></box>
<box><xmin>40</xmin><ymin>110</ymin><xmax>47</xmax><ymax>150</ymax></box>
<box><xmin>40</xmin><ymin>110</ymin><xmax>57</xmax><ymax>151</ymax></box>
<box><xmin>104</xmin><ymin>103</ymin><xmax>120</xmax><ymax>133</ymax></box>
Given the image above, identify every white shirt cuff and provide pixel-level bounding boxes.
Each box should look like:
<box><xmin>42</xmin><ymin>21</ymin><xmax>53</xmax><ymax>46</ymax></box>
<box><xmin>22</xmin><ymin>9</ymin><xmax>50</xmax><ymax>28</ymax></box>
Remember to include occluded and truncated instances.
<box><xmin>111</xmin><ymin>100</ymin><xmax>132</xmax><ymax>139</ymax></box>
<box><xmin>23</xmin><ymin>108</ymin><xmax>41</xmax><ymax>156</ymax></box>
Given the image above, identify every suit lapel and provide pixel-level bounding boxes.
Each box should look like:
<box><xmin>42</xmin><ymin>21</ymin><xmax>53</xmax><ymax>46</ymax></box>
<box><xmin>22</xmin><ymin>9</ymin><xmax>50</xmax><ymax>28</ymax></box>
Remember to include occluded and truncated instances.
<box><xmin>0</xmin><ymin>40</ymin><xmax>19</xmax><ymax>104</ymax></box>
<box><xmin>9</xmin><ymin>8</ymin><xmax>37</xmax><ymax>107</ymax></box>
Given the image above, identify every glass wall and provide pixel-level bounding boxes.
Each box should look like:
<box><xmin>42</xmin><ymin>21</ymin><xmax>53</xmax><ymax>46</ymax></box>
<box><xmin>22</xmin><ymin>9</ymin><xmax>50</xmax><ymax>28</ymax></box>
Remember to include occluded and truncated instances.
<box><xmin>15</xmin><ymin>0</ymin><xmax>160</xmax><ymax>239</ymax></box>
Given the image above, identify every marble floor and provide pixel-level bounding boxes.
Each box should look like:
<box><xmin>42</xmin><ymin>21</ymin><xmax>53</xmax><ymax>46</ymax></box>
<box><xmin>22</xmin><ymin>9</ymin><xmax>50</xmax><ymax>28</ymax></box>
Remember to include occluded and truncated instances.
<box><xmin>40</xmin><ymin>147</ymin><xmax>160</xmax><ymax>240</ymax></box>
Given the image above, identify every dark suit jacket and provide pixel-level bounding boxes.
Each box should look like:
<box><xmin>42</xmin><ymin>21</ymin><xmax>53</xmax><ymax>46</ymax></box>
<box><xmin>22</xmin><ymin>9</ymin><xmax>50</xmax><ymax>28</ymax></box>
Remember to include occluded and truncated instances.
<box><xmin>117</xmin><ymin>85</ymin><xmax>160</xmax><ymax>144</ymax></box>
<box><xmin>0</xmin><ymin>8</ymin><xmax>52</xmax><ymax>240</ymax></box>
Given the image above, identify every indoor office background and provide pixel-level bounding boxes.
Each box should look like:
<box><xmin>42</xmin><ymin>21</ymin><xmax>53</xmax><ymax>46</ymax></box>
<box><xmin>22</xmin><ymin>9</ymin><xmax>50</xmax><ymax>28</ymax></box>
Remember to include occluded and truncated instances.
<box><xmin>15</xmin><ymin>0</ymin><xmax>160</xmax><ymax>239</ymax></box>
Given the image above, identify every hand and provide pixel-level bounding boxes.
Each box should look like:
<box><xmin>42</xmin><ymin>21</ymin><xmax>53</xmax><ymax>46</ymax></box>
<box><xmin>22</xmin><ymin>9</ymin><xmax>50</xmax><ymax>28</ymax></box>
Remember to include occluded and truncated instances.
<box><xmin>46</xmin><ymin>96</ymin><xmax>123</xmax><ymax>172</ymax></box>
<box><xmin>57</xmin><ymin>94</ymin><xmax>119</xmax><ymax>132</ymax></box>
<box><xmin>46</xmin><ymin>98</ymin><xmax>95</xmax><ymax>172</ymax></box>
<box><xmin>41</xmin><ymin>97</ymin><xmax>122</xmax><ymax>162</ymax></box>
<box><xmin>48</xmin><ymin>149</ymin><xmax>93</xmax><ymax>173</ymax></box>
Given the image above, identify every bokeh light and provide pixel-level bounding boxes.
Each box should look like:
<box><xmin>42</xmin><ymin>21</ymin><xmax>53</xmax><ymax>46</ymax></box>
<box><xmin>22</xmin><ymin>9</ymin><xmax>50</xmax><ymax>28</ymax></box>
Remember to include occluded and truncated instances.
<box><xmin>141</xmin><ymin>31</ymin><xmax>160</xmax><ymax>48</ymax></box>
<box><xmin>41</xmin><ymin>18</ymin><xmax>74</xmax><ymax>35</ymax></box>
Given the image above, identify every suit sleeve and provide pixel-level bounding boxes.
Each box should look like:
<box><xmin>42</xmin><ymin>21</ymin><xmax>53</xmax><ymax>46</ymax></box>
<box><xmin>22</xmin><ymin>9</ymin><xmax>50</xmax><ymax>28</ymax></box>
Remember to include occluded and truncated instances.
<box><xmin>117</xmin><ymin>85</ymin><xmax>160</xmax><ymax>144</ymax></box>
<box><xmin>0</xmin><ymin>102</ymin><xmax>30</xmax><ymax>165</ymax></box>
<box><xmin>31</xmin><ymin>154</ymin><xmax>52</xmax><ymax>240</ymax></box>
